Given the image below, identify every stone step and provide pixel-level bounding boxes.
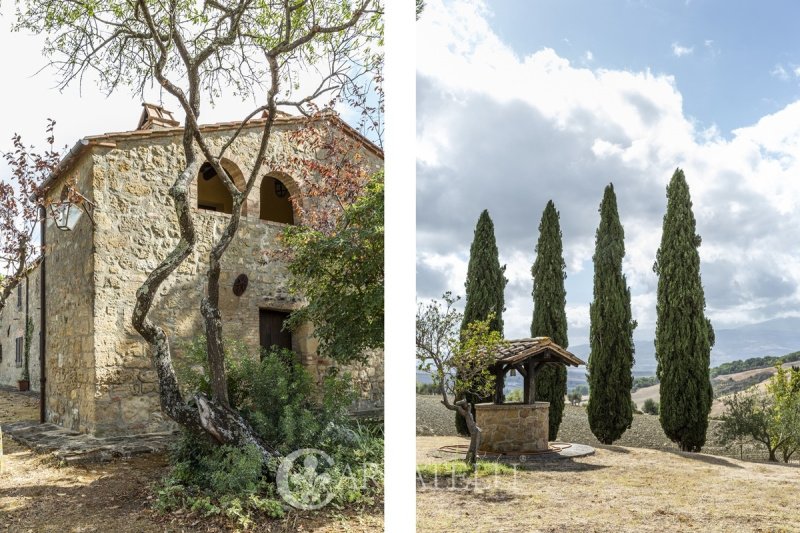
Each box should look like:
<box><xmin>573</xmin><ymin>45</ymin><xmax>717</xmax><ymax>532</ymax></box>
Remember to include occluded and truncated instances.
<box><xmin>1</xmin><ymin>420</ymin><xmax>177</xmax><ymax>464</ymax></box>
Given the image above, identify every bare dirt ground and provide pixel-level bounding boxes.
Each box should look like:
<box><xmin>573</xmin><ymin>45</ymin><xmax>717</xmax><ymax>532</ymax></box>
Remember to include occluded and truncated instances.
<box><xmin>417</xmin><ymin>435</ymin><xmax>800</xmax><ymax>533</ymax></box>
<box><xmin>630</xmin><ymin>383</ymin><xmax>660</xmax><ymax>407</ymax></box>
<box><xmin>0</xmin><ymin>388</ymin><xmax>382</xmax><ymax>532</ymax></box>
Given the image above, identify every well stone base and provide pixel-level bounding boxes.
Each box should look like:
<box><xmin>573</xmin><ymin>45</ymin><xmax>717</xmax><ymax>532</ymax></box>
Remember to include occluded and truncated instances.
<box><xmin>475</xmin><ymin>402</ymin><xmax>549</xmax><ymax>453</ymax></box>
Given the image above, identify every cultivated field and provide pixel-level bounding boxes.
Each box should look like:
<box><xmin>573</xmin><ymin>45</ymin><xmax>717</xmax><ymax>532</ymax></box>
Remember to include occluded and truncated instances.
<box><xmin>416</xmin><ymin>394</ymin><xmax>785</xmax><ymax>463</ymax></box>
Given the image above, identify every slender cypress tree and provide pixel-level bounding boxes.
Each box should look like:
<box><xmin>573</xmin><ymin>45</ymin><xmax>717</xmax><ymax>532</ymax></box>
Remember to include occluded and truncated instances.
<box><xmin>531</xmin><ymin>200</ymin><xmax>568</xmax><ymax>440</ymax></box>
<box><xmin>455</xmin><ymin>209</ymin><xmax>507</xmax><ymax>435</ymax></box>
<box><xmin>654</xmin><ymin>168</ymin><xmax>714</xmax><ymax>452</ymax></box>
<box><xmin>461</xmin><ymin>210</ymin><xmax>506</xmax><ymax>334</ymax></box>
<box><xmin>587</xmin><ymin>184</ymin><xmax>637</xmax><ymax>444</ymax></box>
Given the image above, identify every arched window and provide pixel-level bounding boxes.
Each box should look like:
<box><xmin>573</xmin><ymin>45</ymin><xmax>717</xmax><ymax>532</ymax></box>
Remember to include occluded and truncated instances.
<box><xmin>260</xmin><ymin>175</ymin><xmax>294</xmax><ymax>224</ymax></box>
<box><xmin>197</xmin><ymin>162</ymin><xmax>240</xmax><ymax>214</ymax></box>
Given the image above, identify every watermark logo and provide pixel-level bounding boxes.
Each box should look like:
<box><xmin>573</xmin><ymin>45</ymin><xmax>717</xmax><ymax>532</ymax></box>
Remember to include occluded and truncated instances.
<box><xmin>276</xmin><ymin>448</ymin><xmax>336</xmax><ymax>510</ymax></box>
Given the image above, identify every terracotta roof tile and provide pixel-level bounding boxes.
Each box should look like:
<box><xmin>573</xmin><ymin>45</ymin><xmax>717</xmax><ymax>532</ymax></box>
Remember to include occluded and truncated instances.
<box><xmin>492</xmin><ymin>337</ymin><xmax>585</xmax><ymax>367</ymax></box>
<box><xmin>41</xmin><ymin>113</ymin><xmax>382</xmax><ymax>192</ymax></box>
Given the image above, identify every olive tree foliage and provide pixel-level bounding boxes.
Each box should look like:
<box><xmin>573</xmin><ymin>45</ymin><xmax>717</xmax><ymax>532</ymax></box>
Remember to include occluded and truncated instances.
<box><xmin>15</xmin><ymin>0</ymin><xmax>382</xmax><ymax>460</ymax></box>
<box><xmin>767</xmin><ymin>365</ymin><xmax>800</xmax><ymax>462</ymax></box>
<box><xmin>416</xmin><ymin>293</ymin><xmax>505</xmax><ymax>465</ymax></box>
<box><xmin>717</xmin><ymin>365</ymin><xmax>800</xmax><ymax>462</ymax></box>
<box><xmin>0</xmin><ymin>121</ymin><xmax>61</xmax><ymax>312</ymax></box>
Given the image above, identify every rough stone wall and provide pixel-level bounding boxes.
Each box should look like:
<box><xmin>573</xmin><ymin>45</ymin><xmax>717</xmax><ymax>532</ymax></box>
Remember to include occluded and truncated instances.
<box><xmin>89</xmin><ymin>123</ymin><xmax>383</xmax><ymax>436</ymax></box>
<box><xmin>475</xmin><ymin>402</ymin><xmax>550</xmax><ymax>453</ymax></box>
<box><xmin>44</xmin><ymin>156</ymin><xmax>97</xmax><ymax>432</ymax></box>
<box><xmin>0</xmin><ymin>268</ymin><xmax>41</xmax><ymax>391</ymax></box>
<box><xmin>305</xmin><ymin>349</ymin><xmax>384</xmax><ymax>413</ymax></box>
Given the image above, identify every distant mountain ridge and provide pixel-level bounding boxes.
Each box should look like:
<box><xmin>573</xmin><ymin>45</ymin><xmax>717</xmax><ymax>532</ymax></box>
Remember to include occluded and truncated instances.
<box><xmin>570</xmin><ymin>316</ymin><xmax>800</xmax><ymax>375</ymax></box>
<box><xmin>417</xmin><ymin>317</ymin><xmax>800</xmax><ymax>389</ymax></box>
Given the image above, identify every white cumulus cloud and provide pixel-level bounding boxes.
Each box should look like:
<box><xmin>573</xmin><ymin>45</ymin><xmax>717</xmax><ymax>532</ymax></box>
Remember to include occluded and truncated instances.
<box><xmin>671</xmin><ymin>42</ymin><xmax>694</xmax><ymax>57</ymax></box>
<box><xmin>417</xmin><ymin>0</ymin><xmax>800</xmax><ymax>347</ymax></box>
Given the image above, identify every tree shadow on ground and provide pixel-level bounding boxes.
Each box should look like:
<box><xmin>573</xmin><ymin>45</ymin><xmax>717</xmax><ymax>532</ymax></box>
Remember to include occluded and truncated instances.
<box><xmin>1</xmin><ymin>452</ymin><xmax>383</xmax><ymax>532</ymax></box>
<box><xmin>0</xmin><ymin>456</ymin><xmax>167</xmax><ymax>533</ymax></box>
<box><xmin>596</xmin><ymin>445</ymin><xmax>631</xmax><ymax>454</ymax></box>
<box><xmin>661</xmin><ymin>449</ymin><xmax>743</xmax><ymax>469</ymax></box>
<box><xmin>510</xmin><ymin>459</ymin><xmax>609</xmax><ymax>473</ymax></box>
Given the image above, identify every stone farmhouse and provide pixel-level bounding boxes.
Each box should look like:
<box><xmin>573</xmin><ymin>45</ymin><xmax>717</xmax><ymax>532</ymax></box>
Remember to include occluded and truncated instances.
<box><xmin>0</xmin><ymin>105</ymin><xmax>383</xmax><ymax>436</ymax></box>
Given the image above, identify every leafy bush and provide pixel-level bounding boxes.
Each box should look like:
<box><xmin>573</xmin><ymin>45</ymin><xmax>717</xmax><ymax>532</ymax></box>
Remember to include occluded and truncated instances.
<box><xmin>570</xmin><ymin>385</ymin><xmax>589</xmax><ymax>397</ymax></box>
<box><xmin>158</xmin><ymin>338</ymin><xmax>384</xmax><ymax>527</ymax></box>
<box><xmin>505</xmin><ymin>388</ymin><xmax>523</xmax><ymax>402</ymax></box>
<box><xmin>568</xmin><ymin>391</ymin><xmax>583</xmax><ymax>405</ymax></box>
<box><xmin>642</xmin><ymin>398</ymin><xmax>659</xmax><ymax>415</ymax></box>
<box><xmin>416</xmin><ymin>382</ymin><xmax>441</xmax><ymax>395</ymax></box>
<box><xmin>631</xmin><ymin>376</ymin><xmax>659</xmax><ymax>392</ymax></box>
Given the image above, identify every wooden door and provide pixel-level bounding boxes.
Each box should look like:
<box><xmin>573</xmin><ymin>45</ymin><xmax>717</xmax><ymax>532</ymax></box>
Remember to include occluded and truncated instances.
<box><xmin>259</xmin><ymin>309</ymin><xmax>292</xmax><ymax>355</ymax></box>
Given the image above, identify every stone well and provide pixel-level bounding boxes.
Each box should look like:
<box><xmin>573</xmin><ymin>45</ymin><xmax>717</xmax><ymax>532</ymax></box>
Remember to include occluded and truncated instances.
<box><xmin>475</xmin><ymin>402</ymin><xmax>549</xmax><ymax>453</ymax></box>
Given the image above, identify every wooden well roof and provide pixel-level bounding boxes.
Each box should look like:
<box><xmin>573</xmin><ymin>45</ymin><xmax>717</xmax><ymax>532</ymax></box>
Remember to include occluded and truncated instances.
<box><xmin>491</xmin><ymin>337</ymin><xmax>585</xmax><ymax>367</ymax></box>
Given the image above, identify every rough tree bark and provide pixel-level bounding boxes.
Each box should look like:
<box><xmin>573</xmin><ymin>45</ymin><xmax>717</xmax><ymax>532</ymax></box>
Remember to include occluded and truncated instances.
<box><xmin>453</xmin><ymin>399</ymin><xmax>482</xmax><ymax>465</ymax></box>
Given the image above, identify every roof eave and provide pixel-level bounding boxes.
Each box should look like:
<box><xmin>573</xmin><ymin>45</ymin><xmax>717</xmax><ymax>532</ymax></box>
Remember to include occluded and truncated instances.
<box><xmin>40</xmin><ymin>114</ymin><xmax>383</xmax><ymax>191</ymax></box>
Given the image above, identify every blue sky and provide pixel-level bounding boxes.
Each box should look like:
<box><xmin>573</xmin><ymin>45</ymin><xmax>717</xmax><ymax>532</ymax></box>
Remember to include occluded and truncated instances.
<box><xmin>416</xmin><ymin>0</ymin><xmax>800</xmax><ymax>349</ymax></box>
<box><xmin>489</xmin><ymin>1</ymin><xmax>800</xmax><ymax>137</ymax></box>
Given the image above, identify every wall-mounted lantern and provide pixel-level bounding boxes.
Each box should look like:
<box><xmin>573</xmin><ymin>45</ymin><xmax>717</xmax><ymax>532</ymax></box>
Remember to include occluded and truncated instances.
<box><xmin>49</xmin><ymin>188</ymin><xmax>96</xmax><ymax>231</ymax></box>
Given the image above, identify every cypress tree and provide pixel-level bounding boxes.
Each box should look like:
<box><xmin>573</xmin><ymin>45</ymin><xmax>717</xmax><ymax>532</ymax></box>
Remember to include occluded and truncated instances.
<box><xmin>587</xmin><ymin>184</ymin><xmax>637</xmax><ymax>444</ymax></box>
<box><xmin>455</xmin><ymin>209</ymin><xmax>507</xmax><ymax>435</ymax></box>
<box><xmin>531</xmin><ymin>200</ymin><xmax>568</xmax><ymax>441</ymax></box>
<box><xmin>654</xmin><ymin>168</ymin><xmax>714</xmax><ymax>452</ymax></box>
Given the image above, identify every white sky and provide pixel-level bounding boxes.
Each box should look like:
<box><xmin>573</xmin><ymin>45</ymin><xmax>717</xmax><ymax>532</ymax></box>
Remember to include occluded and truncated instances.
<box><xmin>0</xmin><ymin>3</ymin><xmax>367</xmax><ymax>163</ymax></box>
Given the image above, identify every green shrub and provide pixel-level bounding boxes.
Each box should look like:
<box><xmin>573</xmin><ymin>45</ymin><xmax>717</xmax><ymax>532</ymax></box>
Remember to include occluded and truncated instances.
<box><xmin>642</xmin><ymin>398</ymin><xmax>659</xmax><ymax>415</ymax></box>
<box><xmin>631</xmin><ymin>376</ymin><xmax>659</xmax><ymax>392</ymax></box>
<box><xmin>158</xmin><ymin>337</ymin><xmax>384</xmax><ymax>527</ymax></box>
<box><xmin>416</xmin><ymin>382</ymin><xmax>440</xmax><ymax>395</ymax></box>
<box><xmin>568</xmin><ymin>391</ymin><xmax>583</xmax><ymax>405</ymax></box>
<box><xmin>505</xmin><ymin>388</ymin><xmax>523</xmax><ymax>402</ymax></box>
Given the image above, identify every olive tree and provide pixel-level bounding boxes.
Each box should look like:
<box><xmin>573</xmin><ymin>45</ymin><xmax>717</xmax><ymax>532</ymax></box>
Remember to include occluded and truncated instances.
<box><xmin>416</xmin><ymin>292</ymin><xmax>505</xmax><ymax>465</ymax></box>
<box><xmin>16</xmin><ymin>0</ymin><xmax>382</xmax><ymax>459</ymax></box>
<box><xmin>718</xmin><ymin>366</ymin><xmax>800</xmax><ymax>463</ymax></box>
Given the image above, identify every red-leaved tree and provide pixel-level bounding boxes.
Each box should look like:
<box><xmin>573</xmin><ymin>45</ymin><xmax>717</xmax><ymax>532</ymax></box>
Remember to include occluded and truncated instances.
<box><xmin>0</xmin><ymin>120</ymin><xmax>61</xmax><ymax>311</ymax></box>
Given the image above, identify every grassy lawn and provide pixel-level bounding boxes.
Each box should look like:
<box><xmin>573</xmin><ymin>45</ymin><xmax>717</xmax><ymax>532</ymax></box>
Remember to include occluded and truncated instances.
<box><xmin>417</xmin><ymin>435</ymin><xmax>800</xmax><ymax>533</ymax></box>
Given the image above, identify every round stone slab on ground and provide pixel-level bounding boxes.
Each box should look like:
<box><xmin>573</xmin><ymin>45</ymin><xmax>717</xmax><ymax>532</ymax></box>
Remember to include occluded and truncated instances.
<box><xmin>515</xmin><ymin>442</ymin><xmax>595</xmax><ymax>461</ymax></box>
<box><xmin>438</xmin><ymin>442</ymin><xmax>595</xmax><ymax>462</ymax></box>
